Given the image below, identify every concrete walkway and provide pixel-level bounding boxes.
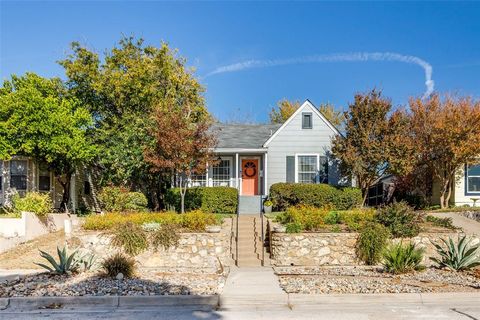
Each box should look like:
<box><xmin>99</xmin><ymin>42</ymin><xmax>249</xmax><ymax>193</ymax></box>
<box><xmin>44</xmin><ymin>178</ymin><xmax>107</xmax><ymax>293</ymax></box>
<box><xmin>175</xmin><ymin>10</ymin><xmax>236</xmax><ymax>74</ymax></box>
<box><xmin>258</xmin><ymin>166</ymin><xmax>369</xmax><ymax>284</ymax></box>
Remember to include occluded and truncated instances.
<box><xmin>429</xmin><ymin>211</ymin><xmax>480</xmax><ymax>235</ymax></box>
<box><xmin>220</xmin><ymin>266</ymin><xmax>286</xmax><ymax>310</ymax></box>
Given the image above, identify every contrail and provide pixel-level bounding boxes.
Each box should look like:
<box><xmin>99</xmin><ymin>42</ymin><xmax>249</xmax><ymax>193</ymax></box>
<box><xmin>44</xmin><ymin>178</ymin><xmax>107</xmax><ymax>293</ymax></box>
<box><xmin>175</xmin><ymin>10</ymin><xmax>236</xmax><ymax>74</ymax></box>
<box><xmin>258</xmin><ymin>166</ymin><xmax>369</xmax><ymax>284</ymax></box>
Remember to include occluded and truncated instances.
<box><xmin>204</xmin><ymin>52</ymin><xmax>434</xmax><ymax>99</ymax></box>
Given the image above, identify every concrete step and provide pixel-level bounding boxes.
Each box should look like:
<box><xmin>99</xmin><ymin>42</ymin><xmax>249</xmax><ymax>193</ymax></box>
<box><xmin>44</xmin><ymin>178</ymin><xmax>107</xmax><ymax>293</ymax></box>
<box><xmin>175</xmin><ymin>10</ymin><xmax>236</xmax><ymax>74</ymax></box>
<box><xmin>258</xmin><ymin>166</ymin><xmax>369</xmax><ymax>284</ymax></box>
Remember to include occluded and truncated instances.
<box><xmin>238</xmin><ymin>196</ymin><xmax>263</xmax><ymax>214</ymax></box>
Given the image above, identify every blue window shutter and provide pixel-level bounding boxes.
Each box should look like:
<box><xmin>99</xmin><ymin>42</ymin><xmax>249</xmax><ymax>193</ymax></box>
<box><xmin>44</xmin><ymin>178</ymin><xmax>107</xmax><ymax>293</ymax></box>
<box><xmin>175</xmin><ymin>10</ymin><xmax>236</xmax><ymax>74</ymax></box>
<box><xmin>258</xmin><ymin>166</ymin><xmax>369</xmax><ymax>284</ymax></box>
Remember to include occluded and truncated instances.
<box><xmin>286</xmin><ymin>156</ymin><xmax>295</xmax><ymax>183</ymax></box>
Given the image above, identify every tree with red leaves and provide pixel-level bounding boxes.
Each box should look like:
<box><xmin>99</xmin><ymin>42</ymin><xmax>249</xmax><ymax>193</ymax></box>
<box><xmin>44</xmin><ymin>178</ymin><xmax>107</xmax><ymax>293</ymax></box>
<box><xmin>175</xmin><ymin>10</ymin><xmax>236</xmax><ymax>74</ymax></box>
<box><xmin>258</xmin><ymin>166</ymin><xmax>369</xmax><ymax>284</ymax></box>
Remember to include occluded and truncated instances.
<box><xmin>144</xmin><ymin>98</ymin><xmax>217</xmax><ymax>213</ymax></box>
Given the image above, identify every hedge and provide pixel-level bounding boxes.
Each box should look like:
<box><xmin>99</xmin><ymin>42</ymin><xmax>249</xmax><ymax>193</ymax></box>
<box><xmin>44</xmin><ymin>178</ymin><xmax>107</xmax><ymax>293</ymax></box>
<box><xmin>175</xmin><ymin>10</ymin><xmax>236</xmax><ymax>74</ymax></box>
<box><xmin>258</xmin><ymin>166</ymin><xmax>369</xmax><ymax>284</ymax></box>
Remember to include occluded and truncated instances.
<box><xmin>98</xmin><ymin>186</ymin><xmax>148</xmax><ymax>212</ymax></box>
<box><xmin>165</xmin><ymin>187</ymin><xmax>238</xmax><ymax>214</ymax></box>
<box><xmin>269</xmin><ymin>183</ymin><xmax>362</xmax><ymax>211</ymax></box>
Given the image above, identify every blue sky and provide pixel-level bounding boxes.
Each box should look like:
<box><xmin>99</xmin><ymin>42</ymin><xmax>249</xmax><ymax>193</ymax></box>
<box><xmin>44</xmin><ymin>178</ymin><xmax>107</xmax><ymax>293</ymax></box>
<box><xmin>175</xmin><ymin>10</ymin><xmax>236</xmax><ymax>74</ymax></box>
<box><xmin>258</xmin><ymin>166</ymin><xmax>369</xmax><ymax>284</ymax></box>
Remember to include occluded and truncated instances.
<box><xmin>1</xmin><ymin>1</ymin><xmax>479</xmax><ymax>122</ymax></box>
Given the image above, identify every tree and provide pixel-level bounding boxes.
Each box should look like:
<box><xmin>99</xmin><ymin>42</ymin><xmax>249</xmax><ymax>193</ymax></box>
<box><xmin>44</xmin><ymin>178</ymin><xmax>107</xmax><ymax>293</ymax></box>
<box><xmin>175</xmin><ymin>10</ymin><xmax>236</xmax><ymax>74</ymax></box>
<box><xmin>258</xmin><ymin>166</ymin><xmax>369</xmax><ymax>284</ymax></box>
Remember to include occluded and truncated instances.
<box><xmin>144</xmin><ymin>98</ymin><xmax>217</xmax><ymax>213</ymax></box>
<box><xmin>332</xmin><ymin>90</ymin><xmax>413</xmax><ymax>206</ymax></box>
<box><xmin>269</xmin><ymin>99</ymin><xmax>345</xmax><ymax>128</ymax></box>
<box><xmin>0</xmin><ymin>73</ymin><xmax>95</xmax><ymax>210</ymax></box>
<box><xmin>269</xmin><ymin>99</ymin><xmax>300</xmax><ymax>123</ymax></box>
<box><xmin>408</xmin><ymin>94</ymin><xmax>480</xmax><ymax>208</ymax></box>
<box><xmin>318</xmin><ymin>103</ymin><xmax>346</xmax><ymax>128</ymax></box>
<box><xmin>59</xmin><ymin>36</ymin><xmax>209</xmax><ymax>209</ymax></box>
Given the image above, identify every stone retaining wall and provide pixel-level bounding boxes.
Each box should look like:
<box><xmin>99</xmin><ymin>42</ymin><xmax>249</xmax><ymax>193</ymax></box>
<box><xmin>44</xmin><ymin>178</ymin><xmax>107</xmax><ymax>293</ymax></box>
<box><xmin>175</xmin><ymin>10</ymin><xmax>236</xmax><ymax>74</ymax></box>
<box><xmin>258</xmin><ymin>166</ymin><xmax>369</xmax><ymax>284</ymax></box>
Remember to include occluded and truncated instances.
<box><xmin>458</xmin><ymin>211</ymin><xmax>480</xmax><ymax>222</ymax></box>
<box><xmin>270</xmin><ymin>230</ymin><xmax>478</xmax><ymax>267</ymax></box>
<box><xmin>70</xmin><ymin>222</ymin><xmax>232</xmax><ymax>272</ymax></box>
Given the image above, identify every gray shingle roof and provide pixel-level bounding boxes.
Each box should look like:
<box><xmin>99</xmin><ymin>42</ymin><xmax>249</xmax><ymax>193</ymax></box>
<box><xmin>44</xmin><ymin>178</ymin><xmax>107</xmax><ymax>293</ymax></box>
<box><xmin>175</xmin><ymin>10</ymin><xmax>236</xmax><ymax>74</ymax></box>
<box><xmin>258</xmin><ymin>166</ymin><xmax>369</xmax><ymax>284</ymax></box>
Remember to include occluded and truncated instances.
<box><xmin>211</xmin><ymin>123</ymin><xmax>282</xmax><ymax>149</ymax></box>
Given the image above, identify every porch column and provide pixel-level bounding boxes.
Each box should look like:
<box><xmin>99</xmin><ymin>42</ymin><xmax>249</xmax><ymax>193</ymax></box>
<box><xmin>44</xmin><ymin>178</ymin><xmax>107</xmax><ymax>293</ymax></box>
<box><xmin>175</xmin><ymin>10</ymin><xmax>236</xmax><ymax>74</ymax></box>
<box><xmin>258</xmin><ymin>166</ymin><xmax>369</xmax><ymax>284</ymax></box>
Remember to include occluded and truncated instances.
<box><xmin>264</xmin><ymin>153</ymin><xmax>268</xmax><ymax>196</ymax></box>
<box><xmin>235</xmin><ymin>153</ymin><xmax>239</xmax><ymax>191</ymax></box>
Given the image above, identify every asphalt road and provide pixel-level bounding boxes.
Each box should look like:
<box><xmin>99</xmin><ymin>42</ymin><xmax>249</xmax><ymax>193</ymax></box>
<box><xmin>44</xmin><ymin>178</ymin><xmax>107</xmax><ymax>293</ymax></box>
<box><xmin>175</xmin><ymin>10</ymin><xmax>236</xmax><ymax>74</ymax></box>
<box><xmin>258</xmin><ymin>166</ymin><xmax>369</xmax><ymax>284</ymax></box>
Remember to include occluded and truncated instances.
<box><xmin>1</xmin><ymin>305</ymin><xmax>479</xmax><ymax>320</ymax></box>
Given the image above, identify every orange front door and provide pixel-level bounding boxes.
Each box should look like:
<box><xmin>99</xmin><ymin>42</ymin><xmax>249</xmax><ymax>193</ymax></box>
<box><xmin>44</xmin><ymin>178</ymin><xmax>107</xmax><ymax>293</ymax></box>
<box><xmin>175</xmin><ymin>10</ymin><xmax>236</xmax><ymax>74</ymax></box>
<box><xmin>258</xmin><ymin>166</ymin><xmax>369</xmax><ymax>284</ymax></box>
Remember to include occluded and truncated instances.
<box><xmin>241</xmin><ymin>159</ymin><xmax>259</xmax><ymax>195</ymax></box>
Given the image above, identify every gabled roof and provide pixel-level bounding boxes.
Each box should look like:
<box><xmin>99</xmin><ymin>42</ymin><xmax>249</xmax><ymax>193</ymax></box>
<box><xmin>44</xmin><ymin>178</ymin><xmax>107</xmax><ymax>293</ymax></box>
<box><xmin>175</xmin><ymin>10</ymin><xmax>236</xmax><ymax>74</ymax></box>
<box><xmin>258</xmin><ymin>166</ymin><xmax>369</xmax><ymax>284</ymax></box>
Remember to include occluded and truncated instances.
<box><xmin>211</xmin><ymin>123</ymin><xmax>282</xmax><ymax>149</ymax></box>
<box><xmin>263</xmin><ymin>100</ymin><xmax>341</xmax><ymax>147</ymax></box>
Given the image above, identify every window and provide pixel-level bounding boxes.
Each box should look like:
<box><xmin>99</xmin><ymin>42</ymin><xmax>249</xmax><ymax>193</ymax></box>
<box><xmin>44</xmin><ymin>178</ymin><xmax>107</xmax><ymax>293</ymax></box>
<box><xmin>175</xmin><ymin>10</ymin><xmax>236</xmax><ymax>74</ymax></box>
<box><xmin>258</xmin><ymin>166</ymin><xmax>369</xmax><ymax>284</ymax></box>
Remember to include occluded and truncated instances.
<box><xmin>10</xmin><ymin>160</ymin><xmax>27</xmax><ymax>190</ymax></box>
<box><xmin>84</xmin><ymin>181</ymin><xmax>91</xmax><ymax>195</ymax></box>
<box><xmin>297</xmin><ymin>155</ymin><xmax>317</xmax><ymax>183</ymax></box>
<box><xmin>466</xmin><ymin>163</ymin><xmax>480</xmax><ymax>193</ymax></box>
<box><xmin>302</xmin><ymin>113</ymin><xmax>312</xmax><ymax>129</ymax></box>
<box><xmin>213</xmin><ymin>159</ymin><xmax>231</xmax><ymax>186</ymax></box>
<box><xmin>296</xmin><ymin>155</ymin><xmax>328</xmax><ymax>184</ymax></box>
<box><xmin>38</xmin><ymin>163</ymin><xmax>51</xmax><ymax>192</ymax></box>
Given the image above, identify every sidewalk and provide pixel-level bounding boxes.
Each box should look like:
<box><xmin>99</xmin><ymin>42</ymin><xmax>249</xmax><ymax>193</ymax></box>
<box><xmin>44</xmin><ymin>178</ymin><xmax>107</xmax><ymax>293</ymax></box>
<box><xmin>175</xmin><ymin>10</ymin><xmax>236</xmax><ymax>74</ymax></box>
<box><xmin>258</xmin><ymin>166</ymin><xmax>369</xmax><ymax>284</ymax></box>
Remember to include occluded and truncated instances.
<box><xmin>220</xmin><ymin>266</ymin><xmax>287</xmax><ymax>310</ymax></box>
<box><xmin>430</xmin><ymin>211</ymin><xmax>480</xmax><ymax>235</ymax></box>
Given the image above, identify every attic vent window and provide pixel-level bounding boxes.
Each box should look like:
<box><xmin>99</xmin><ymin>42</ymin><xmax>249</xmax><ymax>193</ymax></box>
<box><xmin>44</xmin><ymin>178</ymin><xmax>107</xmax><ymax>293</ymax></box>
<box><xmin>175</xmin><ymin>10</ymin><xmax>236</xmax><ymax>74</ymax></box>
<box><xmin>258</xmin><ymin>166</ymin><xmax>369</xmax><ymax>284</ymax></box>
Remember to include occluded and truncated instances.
<box><xmin>302</xmin><ymin>113</ymin><xmax>312</xmax><ymax>129</ymax></box>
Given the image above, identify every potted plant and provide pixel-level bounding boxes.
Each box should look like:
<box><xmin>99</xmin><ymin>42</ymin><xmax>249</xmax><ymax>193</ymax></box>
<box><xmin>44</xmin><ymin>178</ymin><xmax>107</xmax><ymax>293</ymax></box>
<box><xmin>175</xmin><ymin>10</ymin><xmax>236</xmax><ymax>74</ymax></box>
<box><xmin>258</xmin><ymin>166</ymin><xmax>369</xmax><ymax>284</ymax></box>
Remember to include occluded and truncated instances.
<box><xmin>263</xmin><ymin>200</ymin><xmax>273</xmax><ymax>214</ymax></box>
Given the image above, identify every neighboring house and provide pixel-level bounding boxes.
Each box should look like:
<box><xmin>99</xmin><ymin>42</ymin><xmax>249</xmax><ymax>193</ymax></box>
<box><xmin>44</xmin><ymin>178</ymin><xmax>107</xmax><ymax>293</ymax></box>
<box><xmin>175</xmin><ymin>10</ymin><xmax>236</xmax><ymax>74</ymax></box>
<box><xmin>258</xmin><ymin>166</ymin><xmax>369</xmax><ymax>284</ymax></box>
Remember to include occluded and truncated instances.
<box><xmin>0</xmin><ymin>156</ymin><xmax>100</xmax><ymax>212</ymax></box>
<box><xmin>432</xmin><ymin>164</ymin><xmax>480</xmax><ymax>207</ymax></box>
<box><xmin>190</xmin><ymin>100</ymin><xmax>346</xmax><ymax>203</ymax></box>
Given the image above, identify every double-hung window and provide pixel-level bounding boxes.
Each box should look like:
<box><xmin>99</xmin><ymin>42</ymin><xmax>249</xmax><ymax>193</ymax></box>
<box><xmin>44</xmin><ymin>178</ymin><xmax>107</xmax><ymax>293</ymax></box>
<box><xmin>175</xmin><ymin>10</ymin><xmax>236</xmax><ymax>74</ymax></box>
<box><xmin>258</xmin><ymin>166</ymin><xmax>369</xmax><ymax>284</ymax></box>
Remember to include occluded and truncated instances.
<box><xmin>296</xmin><ymin>155</ymin><xmax>328</xmax><ymax>184</ymax></box>
<box><xmin>190</xmin><ymin>172</ymin><xmax>207</xmax><ymax>187</ymax></box>
<box><xmin>213</xmin><ymin>159</ymin><xmax>231</xmax><ymax>187</ymax></box>
<box><xmin>38</xmin><ymin>163</ymin><xmax>51</xmax><ymax>192</ymax></box>
<box><xmin>10</xmin><ymin>160</ymin><xmax>28</xmax><ymax>191</ymax></box>
<box><xmin>302</xmin><ymin>113</ymin><xmax>313</xmax><ymax>129</ymax></box>
<box><xmin>466</xmin><ymin>163</ymin><xmax>480</xmax><ymax>193</ymax></box>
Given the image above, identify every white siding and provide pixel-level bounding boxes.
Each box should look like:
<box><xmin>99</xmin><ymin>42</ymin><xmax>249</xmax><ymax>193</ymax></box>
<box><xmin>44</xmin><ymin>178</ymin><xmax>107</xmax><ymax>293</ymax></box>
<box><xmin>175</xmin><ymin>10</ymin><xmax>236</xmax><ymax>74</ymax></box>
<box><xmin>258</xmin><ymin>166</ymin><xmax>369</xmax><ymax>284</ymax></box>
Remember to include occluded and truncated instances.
<box><xmin>453</xmin><ymin>165</ymin><xmax>480</xmax><ymax>206</ymax></box>
<box><xmin>265</xmin><ymin>101</ymin><xmax>343</xmax><ymax>192</ymax></box>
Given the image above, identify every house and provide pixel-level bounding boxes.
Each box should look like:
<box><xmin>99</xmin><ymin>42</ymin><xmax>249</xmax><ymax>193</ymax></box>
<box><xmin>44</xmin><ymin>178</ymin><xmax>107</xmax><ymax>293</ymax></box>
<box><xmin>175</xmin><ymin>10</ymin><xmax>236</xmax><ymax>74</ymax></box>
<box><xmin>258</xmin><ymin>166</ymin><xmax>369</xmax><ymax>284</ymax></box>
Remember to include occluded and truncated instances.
<box><xmin>0</xmin><ymin>156</ymin><xmax>99</xmax><ymax>212</ymax></box>
<box><xmin>190</xmin><ymin>100</ymin><xmax>345</xmax><ymax>212</ymax></box>
<box><xmin>433</xmin><ymin>164</ymin><xmax>480</xmax><ymax>207</ymax></box>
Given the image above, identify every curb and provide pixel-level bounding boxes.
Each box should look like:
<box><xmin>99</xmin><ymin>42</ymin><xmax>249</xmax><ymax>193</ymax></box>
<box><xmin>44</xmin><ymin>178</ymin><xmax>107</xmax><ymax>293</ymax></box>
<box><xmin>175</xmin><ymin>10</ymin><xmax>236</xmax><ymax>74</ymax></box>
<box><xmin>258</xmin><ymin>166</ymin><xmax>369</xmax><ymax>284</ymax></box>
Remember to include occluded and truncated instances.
<box><xmin>0</xmin><ymin>295</ymin><xmax>219</xmax><ymax>311</ymax></box>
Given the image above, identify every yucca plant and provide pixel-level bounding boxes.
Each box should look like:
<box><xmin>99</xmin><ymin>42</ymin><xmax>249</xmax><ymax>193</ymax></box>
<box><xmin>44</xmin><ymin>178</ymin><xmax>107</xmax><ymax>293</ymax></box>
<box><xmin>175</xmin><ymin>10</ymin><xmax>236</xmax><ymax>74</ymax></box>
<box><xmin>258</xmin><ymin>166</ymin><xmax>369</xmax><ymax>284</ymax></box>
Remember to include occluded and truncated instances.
<box><xmin>382</xmin><ymin>242</ymin><xmax>425</xmax><ymax>274</ymax></box>
<box><xmin>35</xmin><ymin>246</ymin><xmax>79</xmax><ymax>274</ymax></box>
<box><xmin>430</xmin><ymin>235</ymin><xmax>480</xmax><ymax>271</ymax></box>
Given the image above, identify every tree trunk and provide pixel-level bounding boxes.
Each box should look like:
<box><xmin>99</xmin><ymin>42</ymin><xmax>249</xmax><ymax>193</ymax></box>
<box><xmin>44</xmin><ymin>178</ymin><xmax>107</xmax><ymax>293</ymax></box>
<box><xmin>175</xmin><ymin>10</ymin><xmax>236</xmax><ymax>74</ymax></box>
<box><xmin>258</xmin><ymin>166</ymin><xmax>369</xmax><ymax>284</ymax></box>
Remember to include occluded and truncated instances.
<box><xmin>439</xmin><ymin>177</ymin><xmax>450</xmax><ymax>209</ymax></box>
<box><xmin>58</xmin><ymin>173</ymin><xmax>72</xmax><ymax>212</ymax></box>
<box><xmin>179</xmin><ymin>175</ymin><xmax>187</xmax><ymax>214</ymax></box>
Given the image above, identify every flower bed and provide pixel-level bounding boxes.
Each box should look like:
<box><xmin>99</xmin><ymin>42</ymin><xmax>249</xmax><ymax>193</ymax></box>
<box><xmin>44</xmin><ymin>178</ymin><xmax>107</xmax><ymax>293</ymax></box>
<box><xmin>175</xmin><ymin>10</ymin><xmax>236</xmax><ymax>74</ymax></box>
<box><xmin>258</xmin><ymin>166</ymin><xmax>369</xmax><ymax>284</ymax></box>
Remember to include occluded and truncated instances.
<box><xmin>82</xmin><ymin>210</ymin><xmax>223</xmax><ymax>232</ymax></box>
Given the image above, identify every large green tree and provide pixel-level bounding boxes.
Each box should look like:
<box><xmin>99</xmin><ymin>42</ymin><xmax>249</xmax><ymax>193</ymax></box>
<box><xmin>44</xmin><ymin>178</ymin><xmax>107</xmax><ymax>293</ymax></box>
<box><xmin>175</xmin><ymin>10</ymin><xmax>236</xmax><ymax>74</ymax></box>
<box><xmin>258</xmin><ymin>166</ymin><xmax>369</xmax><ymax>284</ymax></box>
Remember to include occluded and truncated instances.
<box><xmin>332</xmin><ymin>90</ymin><xmax>413</xmax><ymax>206</ymax></box>
<box><xmin>0</xmin><ymin>73</ymin><xmax>95</xmax><ymax>210</ymax></box>
<box><xmin>59</xmin><ymin>36</ymin><xmax>209</xmax><ymax>209</ymax></box>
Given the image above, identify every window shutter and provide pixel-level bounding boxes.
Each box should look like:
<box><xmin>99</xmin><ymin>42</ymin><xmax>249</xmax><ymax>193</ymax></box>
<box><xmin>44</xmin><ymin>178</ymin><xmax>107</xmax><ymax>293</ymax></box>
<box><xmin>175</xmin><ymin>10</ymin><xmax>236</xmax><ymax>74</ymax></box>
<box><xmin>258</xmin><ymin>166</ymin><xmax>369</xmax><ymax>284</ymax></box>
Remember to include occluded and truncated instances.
<box><xmin>286</xmin><ymin>156</ymin><xmax>295</xmax><ymax>183</ymax></box>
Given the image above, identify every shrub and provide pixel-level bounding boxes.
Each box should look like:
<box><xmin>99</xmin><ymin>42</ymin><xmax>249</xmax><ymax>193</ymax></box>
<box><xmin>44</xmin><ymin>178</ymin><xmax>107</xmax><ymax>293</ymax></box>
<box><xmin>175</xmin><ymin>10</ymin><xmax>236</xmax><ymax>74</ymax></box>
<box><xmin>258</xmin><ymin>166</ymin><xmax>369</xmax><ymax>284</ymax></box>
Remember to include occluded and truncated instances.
<box><xmin>430</xmin><ymin>235</ymin><xmax>480</xmax><ymax>271</ymax></box>
<box><xmin>356</xmin><ymin>222</ymin><xmax>391</xmax><ymax>265</ymax></box>
<box><xmin>181</xmin><ymin>209</ymin><xmax>217</xmax><ymax>231</ymax></box>
<box><xmin>12</xmin><ymin>192</ymin><xmax>52</xmax><ymax>216</ymax></box>
<box><xmin>382</xmin><ymin>242</ymin><xmax>425</xmax><ymax>274</ymax></box>
<box><xmin>324</xmin><ymin>211</ymin><xmax>341</xmax><ymax>225</ymax></box>
<box><xmin>102</xmin><ymin>253</ymin><xmax>136</xmax><ymax>278</ymax></box>
<box><xmin>150</xmin><ymin>223</ymin><xmax>180</xmax><ymax>251</ymax></box>
<box><xmin>285</xmin><ymin>222</ymin><xmax>303</xmax><ymax>233</ymax></box>
<box><xmin>106</xmin><ymin>221</ymin><xmax>149</xmax><ymax>256</ymax></box>
<box><xmin>83</xmin><ymin>211</ymin><xmax>220</xmax><ymax>232</ymax></box>
<box><xmin>338</xmin><ymin>208</ymin><xmax>376</xmax><ymax>231</ymax></box>
<box><xmin>35</xmin><ymin>246</ymin><xmax>79</xmax><ymax>274</ymax></box>
<box><xmin>425</xmin><ymin>215</ymin><xmax>457</xmax><ymax>230</ymax></box>
<box><xmin>375</xmin><ymin>201</ymin><xmax>422</xmax><ymax>238</ymax></box>
<box><xmin>98</xmin><ymin>186</ymin><xmax>148</xmax><ymax>213</ymax></box>
<box><xmin>275</xmin><ymin>205</ymin><xmax>328</xmax><ymax>232</ymax></box>
<box><xmin>269</xmin><ymin>183</ymin><xmax>362</xmax><ymax>211</ymax></box>
<box><xmin>165</xmin><ymin>187</ymin><xmax>238</xmax><ymax>214</ymax></box>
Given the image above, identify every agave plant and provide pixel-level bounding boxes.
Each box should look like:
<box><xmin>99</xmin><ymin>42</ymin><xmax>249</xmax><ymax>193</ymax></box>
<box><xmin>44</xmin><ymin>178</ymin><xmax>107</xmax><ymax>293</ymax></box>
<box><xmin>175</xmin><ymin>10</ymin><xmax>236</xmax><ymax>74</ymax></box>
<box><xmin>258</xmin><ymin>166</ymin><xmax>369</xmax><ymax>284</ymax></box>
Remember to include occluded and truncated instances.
<box><xmin>430</xmin><ymin>235</ymin><xmax>480</xmax><ymax>271</ymax></box>
<box><xmin>35</xmin><ymin>246</ymin><xmax>80</xmax><ymax>274</ymax></box>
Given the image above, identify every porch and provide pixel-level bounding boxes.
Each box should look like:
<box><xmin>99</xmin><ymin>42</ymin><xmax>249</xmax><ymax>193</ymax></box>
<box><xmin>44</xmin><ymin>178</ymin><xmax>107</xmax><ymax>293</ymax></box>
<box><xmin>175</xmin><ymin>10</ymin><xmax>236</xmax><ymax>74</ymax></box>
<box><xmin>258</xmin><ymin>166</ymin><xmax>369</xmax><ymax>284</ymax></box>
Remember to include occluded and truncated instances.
<box><xmin>190</xmin><ymin>149</ymin><xmax>268</xmax><ymax>197</ymax></box>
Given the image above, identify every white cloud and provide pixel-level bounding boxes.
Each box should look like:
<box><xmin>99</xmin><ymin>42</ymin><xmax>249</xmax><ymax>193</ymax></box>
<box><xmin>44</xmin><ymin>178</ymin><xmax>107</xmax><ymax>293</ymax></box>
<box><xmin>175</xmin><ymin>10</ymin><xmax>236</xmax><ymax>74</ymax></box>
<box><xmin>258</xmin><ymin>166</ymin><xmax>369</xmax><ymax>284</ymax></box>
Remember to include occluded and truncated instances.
<box><xmin>204</xmin><ymin>52</ymin><xmax>434</xmax><ymax>99</ymax></box>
